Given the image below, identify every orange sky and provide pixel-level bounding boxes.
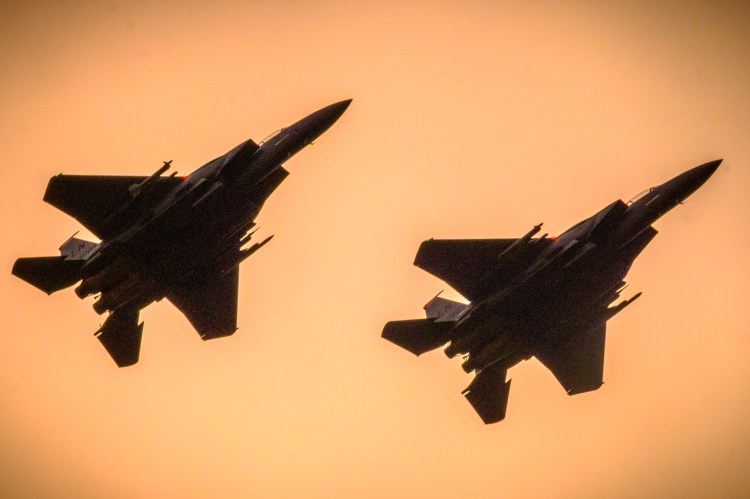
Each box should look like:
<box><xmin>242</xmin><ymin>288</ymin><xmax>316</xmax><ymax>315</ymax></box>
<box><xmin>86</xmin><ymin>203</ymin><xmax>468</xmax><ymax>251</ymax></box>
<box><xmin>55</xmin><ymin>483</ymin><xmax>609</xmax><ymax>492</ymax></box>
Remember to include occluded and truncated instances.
<box><xmin>1</xmin><ymin>1</ymin><xmax>749</xmax><ymax>498</ymax></box>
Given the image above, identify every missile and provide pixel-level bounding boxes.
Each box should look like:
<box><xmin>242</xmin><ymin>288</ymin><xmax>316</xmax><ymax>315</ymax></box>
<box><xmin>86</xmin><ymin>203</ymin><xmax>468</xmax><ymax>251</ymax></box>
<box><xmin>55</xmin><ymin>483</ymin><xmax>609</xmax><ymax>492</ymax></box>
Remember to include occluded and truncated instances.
<box><xmin>238</xmin><ymin>235</ymin><xmax>274</xmax><ymax>262</ymax></box>
<box><xmin>605</xmin><ymin>291</ymin><xmax>642</xmax><ymax>320</ymax></box>
<box><xmin>497</xmin><ymin>223</ymin><xmax>543</xmax><ymax>260</ymax></box>
<box><xmin>129</xmin><ymin>160</ymin><xmax>172</xmax><ymax>198</ymax></box>
<box><xmin>586</xmin><ymin>281</ymin><xmax>628</xmax><ymax>312</ymax></box>
<box><xmin>219</xmin><ymin>235</ymin><xmax>274</xmax><ymax>275</ymax></box>
<box><xmin>239</xmin><ymin>228</ymin><xmax>259</xmax><ymax>246</ymax></box>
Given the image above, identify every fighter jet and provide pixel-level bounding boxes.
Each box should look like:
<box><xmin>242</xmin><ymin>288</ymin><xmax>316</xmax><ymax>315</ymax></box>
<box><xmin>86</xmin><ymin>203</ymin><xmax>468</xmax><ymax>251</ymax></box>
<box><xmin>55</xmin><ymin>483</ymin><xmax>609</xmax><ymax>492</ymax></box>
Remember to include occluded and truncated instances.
<box><xmin>13</xmin><ymin>99</ymin><xmax>351</xmax><ymax>366</ymax></box>
<box><xmin>383</xmin><ymin>160</ymin><xmax>721</xmax><ymax>424</ymax></box>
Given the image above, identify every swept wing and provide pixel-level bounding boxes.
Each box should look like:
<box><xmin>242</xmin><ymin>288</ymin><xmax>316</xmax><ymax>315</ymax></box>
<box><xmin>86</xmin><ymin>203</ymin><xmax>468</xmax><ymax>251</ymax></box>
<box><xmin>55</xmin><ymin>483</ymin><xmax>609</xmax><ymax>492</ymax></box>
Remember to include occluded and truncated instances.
<box><xmin>534</xmin><ymin>323</ymin><xmax>607</xmax><ymax>394</ymax></box>
<box><xmin>44</xmin><ymin>174</ymin><xmax>184</xmax><ymax>238</ymax></box>
<box><xmin>167</xmin><ymin>266</ymin><xmax>240</xmax><ymax>340</ymax></box>
<box><xmin>414</xmin><ymin>237</ymin><xmax>552</xmax><ymax>301</ymax></box>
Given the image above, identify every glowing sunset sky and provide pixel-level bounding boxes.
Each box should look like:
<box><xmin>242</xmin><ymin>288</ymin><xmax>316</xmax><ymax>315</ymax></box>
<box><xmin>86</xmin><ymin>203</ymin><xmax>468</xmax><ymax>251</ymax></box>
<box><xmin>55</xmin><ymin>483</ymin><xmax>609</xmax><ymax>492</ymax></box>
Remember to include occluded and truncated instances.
<box><xmin>1</xmin><ymin>2</ymin><xmax>748</xmax><ymax>497</ymax></box>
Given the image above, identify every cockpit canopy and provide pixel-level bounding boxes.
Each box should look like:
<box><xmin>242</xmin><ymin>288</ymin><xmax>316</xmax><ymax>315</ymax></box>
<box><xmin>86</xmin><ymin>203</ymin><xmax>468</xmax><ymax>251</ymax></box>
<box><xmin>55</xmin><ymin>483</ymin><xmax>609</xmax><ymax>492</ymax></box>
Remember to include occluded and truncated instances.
<box><xmin>259</xmin><ymin>128</ymin><xmax>285</xmax><ymax>146</ymax></box>
<box><xmin>628</xmin><ymin>187</ymin><xmax>656</xmax><ymax>205</ymax></box>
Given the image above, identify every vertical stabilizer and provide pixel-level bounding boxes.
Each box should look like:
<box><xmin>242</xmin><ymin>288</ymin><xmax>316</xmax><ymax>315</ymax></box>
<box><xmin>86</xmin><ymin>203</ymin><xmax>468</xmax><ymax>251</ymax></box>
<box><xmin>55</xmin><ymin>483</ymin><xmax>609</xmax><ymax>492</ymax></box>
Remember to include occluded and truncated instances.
<box><xmin>424</xmin><ymin>292</ymin><xmax>468</xmax><ymax>321</ymax></box>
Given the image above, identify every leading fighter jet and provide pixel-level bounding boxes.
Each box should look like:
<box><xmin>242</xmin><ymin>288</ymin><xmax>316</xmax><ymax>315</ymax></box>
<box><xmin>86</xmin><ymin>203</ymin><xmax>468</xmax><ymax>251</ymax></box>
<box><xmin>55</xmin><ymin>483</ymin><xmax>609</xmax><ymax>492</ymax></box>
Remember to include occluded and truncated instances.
<box><xmin>13</xmin><ymin>99</ymin><xmax>351</xmax><ymax>366</ymax></box>
<box><xmin>383</xmin><ymin>160</ymin><xmax>721</xmax><ymax>424</ymax></box>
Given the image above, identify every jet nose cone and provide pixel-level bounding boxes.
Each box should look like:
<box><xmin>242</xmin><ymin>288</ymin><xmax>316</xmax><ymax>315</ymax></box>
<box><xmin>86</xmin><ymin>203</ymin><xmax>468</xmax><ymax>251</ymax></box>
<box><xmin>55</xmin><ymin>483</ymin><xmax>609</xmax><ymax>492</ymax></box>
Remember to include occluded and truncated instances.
<box><xmin>302</xmin><ymin>99</ymin><xmax>352</xmax><ymax>141</ymax></box>
<box><xmin>698</xmin><ymin>158</ymin><xmax>722</xmax><ymax>179</ymax></box>
<box><xmin>666</xmin><ymin>159</ymin><xmax>722</xmax><ymax>203</ymax></box>
<box><xmin>687</xmin><ymin>159</ymin><xmax>722</xmax><ymax>189</ymax></box>
<box><xmin>318</xmin><ymin>99</ymin><xmax>352</xmax><ymax>126</ymax></box>
<box><xmin>330</xmin><ymin>98</ymin><xmax>353</xmax><ymax>114</ymax></box>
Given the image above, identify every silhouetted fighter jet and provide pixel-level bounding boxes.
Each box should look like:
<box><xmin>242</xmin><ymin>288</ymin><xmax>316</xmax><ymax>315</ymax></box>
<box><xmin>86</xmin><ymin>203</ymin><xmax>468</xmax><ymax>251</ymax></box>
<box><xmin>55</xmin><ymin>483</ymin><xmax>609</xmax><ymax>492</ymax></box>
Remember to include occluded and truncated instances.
<box><xmin>13</xmin><ymin>100</ymin><xmax>351</xmax><ymax>366</ymax></box>
<box><xmin>383</xmin><ymin>160</ymin><xmax>720</xmax><ymax>423</ymax></box>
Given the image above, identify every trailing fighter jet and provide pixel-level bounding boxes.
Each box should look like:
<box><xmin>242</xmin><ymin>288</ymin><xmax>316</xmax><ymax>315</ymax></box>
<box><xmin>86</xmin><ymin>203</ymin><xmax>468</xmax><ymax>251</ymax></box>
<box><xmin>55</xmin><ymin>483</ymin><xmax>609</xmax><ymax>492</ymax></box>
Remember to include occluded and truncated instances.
<box><xmin>13</xmin><ymin>100</ymin><xmax>351</xmax><ymax>366</ymax></box>
<box><xmin>383</xmin><ymin>160</ymin><xmax>721</xmax><ymax>424</ymax></box>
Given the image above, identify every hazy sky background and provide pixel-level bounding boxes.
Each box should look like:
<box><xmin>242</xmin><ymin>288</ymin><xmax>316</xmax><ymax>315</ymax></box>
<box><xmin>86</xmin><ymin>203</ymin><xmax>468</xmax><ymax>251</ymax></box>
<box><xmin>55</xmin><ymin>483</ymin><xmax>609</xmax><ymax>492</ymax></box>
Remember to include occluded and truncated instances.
<box><xmin>1</xmin><ymin>1</ymin><xmax>748</xmax><ymax>497</ymax></box>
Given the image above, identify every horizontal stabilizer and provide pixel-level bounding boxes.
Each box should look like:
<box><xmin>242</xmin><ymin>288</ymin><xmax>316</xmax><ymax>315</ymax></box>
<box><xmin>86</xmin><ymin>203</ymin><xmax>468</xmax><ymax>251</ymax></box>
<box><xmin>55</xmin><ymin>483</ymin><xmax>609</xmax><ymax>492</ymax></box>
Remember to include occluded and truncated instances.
<box><xmin>462</xmin><ymin>361</ymin><xmax>511</xmax><ymax>424</ymax></box>
<box><xmin>94</xmin><ymin>308</ymin><xmax>143</xmax><ymax>367</ymax></box>
<box><xmin>381</xmin><ymin>318</ymin><xmax>454</xmax><ymax>356</ymax></box>
<box><xmin>12</xmin><ymin>256</ymin><xmax>84</xmax><ymax>295</ymax></box>
<box><xmin>463</xmin><ymin>362</ymin><xmax>510</xmax><ymax>424</ymax></box>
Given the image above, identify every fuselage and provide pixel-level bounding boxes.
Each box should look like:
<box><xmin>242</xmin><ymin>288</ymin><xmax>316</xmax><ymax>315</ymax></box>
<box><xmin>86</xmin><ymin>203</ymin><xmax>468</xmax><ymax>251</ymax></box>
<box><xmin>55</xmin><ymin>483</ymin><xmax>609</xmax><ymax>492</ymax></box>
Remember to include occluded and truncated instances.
<box><xmin>76</xmin><ymin>100</ymin><xmax>352</xmax><ymax>315</ymax></box>
<box><xmin>448</xmin><ymin>160</ymin><xmax>721</xmax><ymax>373</ymax></box>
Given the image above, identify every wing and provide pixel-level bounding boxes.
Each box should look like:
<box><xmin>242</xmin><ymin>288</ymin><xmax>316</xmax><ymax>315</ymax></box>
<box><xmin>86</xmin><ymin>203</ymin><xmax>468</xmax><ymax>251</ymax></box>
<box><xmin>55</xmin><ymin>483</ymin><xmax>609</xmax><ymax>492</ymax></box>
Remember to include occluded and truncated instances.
<box><xmin>534</xmin><ymin>323</ymin><xmax>606</xmax><ymax>395</ymax></box>
<box><xmin>44</xmin><ymin>174</ymin><xmax>184</xmax><ymax>238</ymax></box>
<box><xmin>414</xmin><ymin>238</ymin><xmax>551</xmax><ymax>301</ymax></box>
<box><xmin>414</xmin><ymin>239</ymin><xmax>516</xmax><ymax>301</ymax></box>
<box><xmin>529</xmin><ymin>225</ymin><xmax>656</xmax><ymax>395</ymax></box>
<box><xmin>167</xmin><ymin>267</ymin><xmax>239</xmax><ymax>340</ymax></box>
